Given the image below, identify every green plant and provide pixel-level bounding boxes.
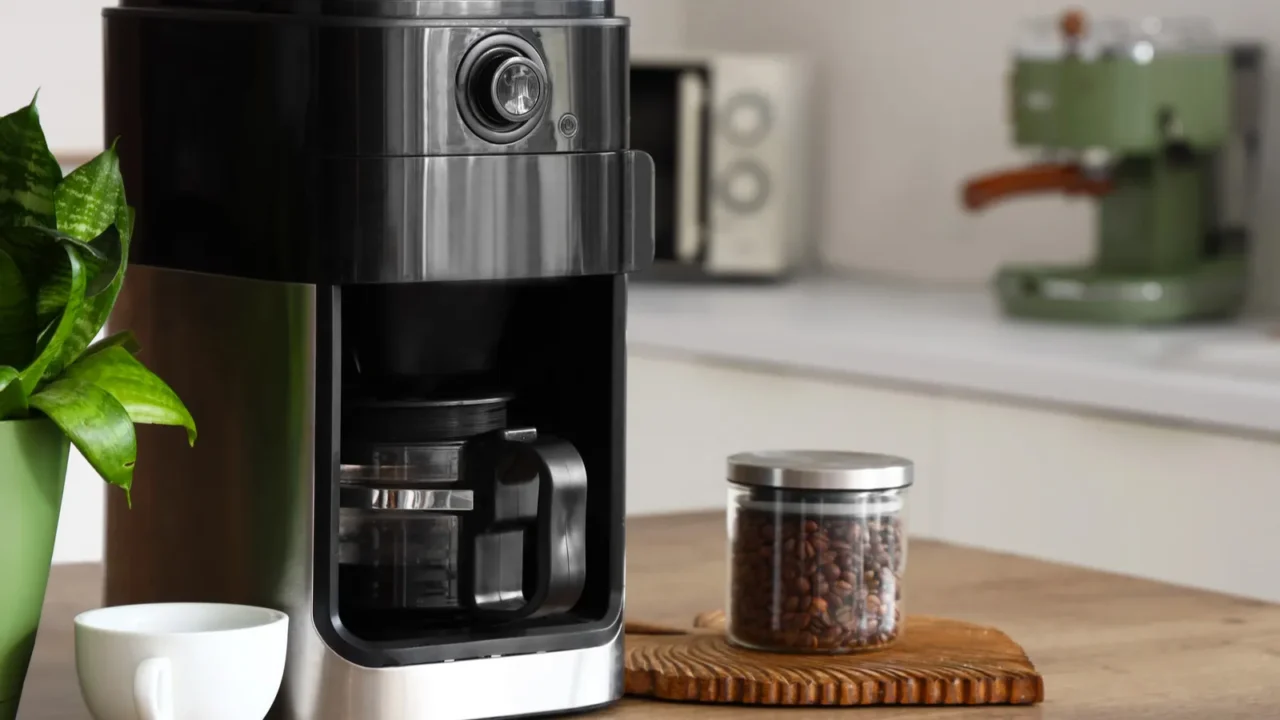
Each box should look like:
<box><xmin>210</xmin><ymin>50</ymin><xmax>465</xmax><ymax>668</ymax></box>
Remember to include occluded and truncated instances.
<box><xmin>0</xmin><ymin>94</ymin><xmax>195</xmax><ymax>503</ymax></box>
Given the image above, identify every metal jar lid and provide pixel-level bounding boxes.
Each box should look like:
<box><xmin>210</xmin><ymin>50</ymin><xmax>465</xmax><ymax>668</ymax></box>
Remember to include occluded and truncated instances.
<box><xmin>727</xmin><ymin>451</ymin><xmax>914</xmax><ymax>492</ymax></box>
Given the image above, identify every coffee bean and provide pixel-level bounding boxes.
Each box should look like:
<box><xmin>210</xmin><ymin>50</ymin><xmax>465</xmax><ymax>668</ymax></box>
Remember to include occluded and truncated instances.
<box><xmin>729</xmin><ymin>502</ymin><xmax>906</xmax><ymax>653</ymax></box>
<box><xmin>782</xmin><ymin>612</ymin><xmax>808</xmax><ymax>631</ymax></box>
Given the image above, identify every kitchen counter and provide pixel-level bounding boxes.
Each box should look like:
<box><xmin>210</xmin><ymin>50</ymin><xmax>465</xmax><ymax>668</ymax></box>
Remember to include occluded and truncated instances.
<box><xmin>18</xmin><ymin>513</ymin><xmax>1280</xmax><ymax>719</ymax></box>
<box><xmin>630</xmin><ymin>278</ymin><xmax>1280</xmax><ymax>437</ymax></box>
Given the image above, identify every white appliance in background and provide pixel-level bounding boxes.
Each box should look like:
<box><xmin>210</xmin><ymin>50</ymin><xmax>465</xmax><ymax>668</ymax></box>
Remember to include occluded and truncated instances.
<box><xmin>630</xmin><ymin>51</ymin><xmax>815</xmax><ymax>281</ymax></box>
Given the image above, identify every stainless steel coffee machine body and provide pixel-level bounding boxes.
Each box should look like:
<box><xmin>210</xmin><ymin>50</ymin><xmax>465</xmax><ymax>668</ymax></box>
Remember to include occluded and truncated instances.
<box><xmin>100</xmin><ymin>1</ymin><xmax>652</xmax><ymax>718</ymax></box>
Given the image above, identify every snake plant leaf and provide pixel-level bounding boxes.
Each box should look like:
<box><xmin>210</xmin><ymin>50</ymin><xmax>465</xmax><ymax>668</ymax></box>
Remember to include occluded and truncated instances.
<box><xmin>118</xmin><ymin>203</ymin><xmax>134</xmax><ymax>244</ymax></box>
<box><xmin>33</xmin><ymin>225</ymin><xmax>121</xmax><ymax>317</ymax></box>
<box><xmin>1</xmin><ymin>223</ymin><xmax>109</xmax><ymax>262</ymax></box>
<box><xmin>16</xmin><ymin>144</ymin><xmax>131</xmax><ymax>376</ymax></box>
<box><xmin>29</xmin><ymin>376</ymin><xmax>136</xmax><ymax>499</ymax></box>
<box><xmin>61</xmin><ymin>345</ymin><xmax>196</xmax><ymax>446</ymax></box>
<box><xmin>0</xmin><ymin>245</ymin><xmax>34</xmax><ymax>369</ymax></box>
<box><xmin>0</xmin><ymin>94</ymin><xmax>61</xmax><ymax>229</ymax></box>
<box><xmin>0</xmin><ymin>223</ymin><xmax>58</xmax><ymax>277</ymax></box>
<box><xmin>82</xmin><ymin>330</ymin><xmax>142</xmax><ymax>358</ymax></box>
<box><xmin>19</xmin><ymin>242</ymin><xmax>86</xmax><ymax>395</ymax></box>
<box><xmin>44</xmin><ymin>200</ymin><xmax>133</xmax><ymax>379</ymax></box>
<box><xmin>0</xmin><ymin>366</ymin><xmax>27</xmax><ymax>419</ymax></box>
<box><xmin>55</xmin><ymin>142</ymin><xmax>123</xmax><ymax>241</ymax></box>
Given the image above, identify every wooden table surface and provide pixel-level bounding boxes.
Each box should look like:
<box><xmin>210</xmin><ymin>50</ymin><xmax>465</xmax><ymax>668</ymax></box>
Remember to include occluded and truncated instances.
<box><xmin>18</xmin><ymin>512</ymin><xmax>1280</xmax><ymax>719</ymax></box>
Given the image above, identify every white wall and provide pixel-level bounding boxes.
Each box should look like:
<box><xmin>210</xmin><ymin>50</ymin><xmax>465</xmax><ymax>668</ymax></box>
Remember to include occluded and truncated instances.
<box><xmin>616</xmin><ymin>0</ymin><xmax>685</xmax><ymax>53</ymax></box>
<box><xmin>53</xmin><ymin>451</ymin><xmax>106</xmax><ymax>563</ymax></box>
<box><xmin>0</xmin><ymin>0</ymin><xmax>108</xmax><ymax>156</ymax></box>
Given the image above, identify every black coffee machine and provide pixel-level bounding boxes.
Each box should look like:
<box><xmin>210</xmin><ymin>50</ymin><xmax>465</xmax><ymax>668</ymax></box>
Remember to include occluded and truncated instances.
<box><xmin>98</xmin><ymin>1</ymin><xmax>654</xmax><ymax>718</ymax></box>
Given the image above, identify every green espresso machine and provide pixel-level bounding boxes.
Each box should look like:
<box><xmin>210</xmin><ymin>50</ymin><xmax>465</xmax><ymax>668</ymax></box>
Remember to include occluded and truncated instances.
<box><xmin>963</xmin><ymin>11</ymin><xmax>1265</xmax><ymax>324</ymax></box>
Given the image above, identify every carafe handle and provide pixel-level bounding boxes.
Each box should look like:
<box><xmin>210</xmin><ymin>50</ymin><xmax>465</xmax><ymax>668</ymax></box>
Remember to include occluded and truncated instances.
<box><xmin>462</xmin><ymin>428</ymin><xmax>588</xmax><ymax>620</ymax></box>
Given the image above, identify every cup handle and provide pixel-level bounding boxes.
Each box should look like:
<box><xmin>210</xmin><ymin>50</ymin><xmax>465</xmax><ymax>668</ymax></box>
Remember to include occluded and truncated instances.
<box><xmin>133</xmin><ymin>657</ymin><xmax>173</xmax><ymax>720</ymax></box>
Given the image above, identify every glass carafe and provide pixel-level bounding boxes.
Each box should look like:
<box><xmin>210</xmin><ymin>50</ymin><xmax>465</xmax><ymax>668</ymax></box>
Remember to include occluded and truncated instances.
<box><xmin>337</xmin><ymin>397</ymin><xmax>588</xmax><ymax>636</ymax></box>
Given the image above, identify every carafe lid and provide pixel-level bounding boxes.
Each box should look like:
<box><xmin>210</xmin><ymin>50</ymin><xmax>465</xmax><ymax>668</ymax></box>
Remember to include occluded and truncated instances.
<box><xmin>115</xmin><ymin>0</ymin><xmax>615</xmax><ymax>18</ymax></box>
<box><xmin>345</xmin><ymin>395</ymin><xmax>510</xmax><ymax>445</ymax></box>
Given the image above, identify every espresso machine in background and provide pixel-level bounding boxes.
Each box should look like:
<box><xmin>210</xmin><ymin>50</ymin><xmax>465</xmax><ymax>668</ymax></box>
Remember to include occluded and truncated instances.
<box><xmin>99</xmin><ymin>1</ymin><xmax>653</xmax><ymax>718</ymax></box>
<box><xmin>962</xmin><ymin>10</ymin><xmax>1264</xmax><ymax>325</ymax></box>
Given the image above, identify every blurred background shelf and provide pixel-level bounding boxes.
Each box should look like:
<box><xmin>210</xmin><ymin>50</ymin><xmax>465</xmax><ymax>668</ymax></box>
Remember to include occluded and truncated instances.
<box><xmin>629</xmin><ymin>276</ymin><xmax>1280</xmax><ymax>437</ymax></box>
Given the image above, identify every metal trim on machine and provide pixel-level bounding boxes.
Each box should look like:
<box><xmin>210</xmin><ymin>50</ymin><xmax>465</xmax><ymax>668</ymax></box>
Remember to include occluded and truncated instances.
<box><xmin>117</xmin><ymin>0</ymin><xmax>618</xmax><ymax>19</ymax></box>
<box><xmin>322</xmin><ymin>151</ymin><xmax>655</xmax><ymax>283</ymax></box>
<box><xmin>339</xmin><ymin>487</ymin><xmax>476</xmax><ymax>511</ymax></box>
<box><xmin>99</xmin><ymin>18</ymin><xmax>628</xmax><ymax>156</ymax></box>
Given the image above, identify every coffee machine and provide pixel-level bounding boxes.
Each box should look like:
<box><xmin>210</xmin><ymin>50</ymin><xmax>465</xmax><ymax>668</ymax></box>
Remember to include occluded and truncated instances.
<box><xmin>99</xmin><ymin>1</ymin><xmax>653</xmax><ymax>719</ymax></box>
<box><xmin>962</xmin><ymin>10</ymin><xmax>1264</xmax><ymax>324</ymax></box>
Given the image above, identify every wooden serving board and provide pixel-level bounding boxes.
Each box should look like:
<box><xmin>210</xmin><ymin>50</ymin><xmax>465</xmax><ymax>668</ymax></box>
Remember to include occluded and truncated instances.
<box><xmin>624</xmin><ymin>610</ymin><xmax>1044</xmax><ymax>707</ymax></box>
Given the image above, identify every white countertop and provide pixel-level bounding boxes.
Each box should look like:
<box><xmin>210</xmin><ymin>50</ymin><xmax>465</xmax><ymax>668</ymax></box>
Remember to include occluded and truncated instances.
<box><xmin>627</xmin><ymin>277</ymin><xmax>1280</xmax><ymax>437</ymax></box>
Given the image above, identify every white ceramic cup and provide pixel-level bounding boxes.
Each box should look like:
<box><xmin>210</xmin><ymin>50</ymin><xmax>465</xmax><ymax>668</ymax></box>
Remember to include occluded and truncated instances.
<box><xmin>74</xmin><ymin>603</ymin><xmax>288</xmax><ymax>720</ymax></box>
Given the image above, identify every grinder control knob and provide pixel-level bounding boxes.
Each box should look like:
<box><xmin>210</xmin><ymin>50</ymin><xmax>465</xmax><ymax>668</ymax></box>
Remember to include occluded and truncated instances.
<box><xmin>457</xmin><ymin>35</ymin><xmax>550</xmax><ymax>144</ymax></box>
<box><xmin>489</xmin><ymin>57</ymin><xmax>544</xmax><ymax>123</ymax></box>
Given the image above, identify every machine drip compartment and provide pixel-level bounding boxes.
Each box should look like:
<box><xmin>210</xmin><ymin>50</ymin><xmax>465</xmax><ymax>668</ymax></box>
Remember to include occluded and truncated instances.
<box><xmin>324</xmin><ymin>276</ymin><xmax>624</xmax><ymax>659</ymax></box>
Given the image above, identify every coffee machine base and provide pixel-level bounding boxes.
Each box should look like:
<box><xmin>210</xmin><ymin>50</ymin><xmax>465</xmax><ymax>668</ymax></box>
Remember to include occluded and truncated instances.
<box><xmin>289</xmin><ymin>623</ymin><xmax>623</xmax><ymax>720</ymax></box>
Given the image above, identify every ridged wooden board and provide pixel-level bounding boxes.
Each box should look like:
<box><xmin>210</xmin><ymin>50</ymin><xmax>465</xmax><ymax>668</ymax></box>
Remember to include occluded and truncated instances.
<box><xmin>624</xmin><ymin>610</ymin><xmax>1044</xmax><ymax>707</ymax></box>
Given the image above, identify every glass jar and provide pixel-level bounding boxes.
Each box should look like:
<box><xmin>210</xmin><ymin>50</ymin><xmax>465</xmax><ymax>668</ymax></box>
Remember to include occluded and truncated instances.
<box><xmin>726</xmin><ymin>451</ymin><xmax>913</xmax><ymax>654</ymax></box>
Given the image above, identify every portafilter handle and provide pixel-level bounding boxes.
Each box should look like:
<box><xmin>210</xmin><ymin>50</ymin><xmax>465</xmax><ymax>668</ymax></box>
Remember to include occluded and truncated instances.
<box><xmin>461</xmin><ymin>428</ymin><xmax>588</xmax><ymax>621</ymax></box>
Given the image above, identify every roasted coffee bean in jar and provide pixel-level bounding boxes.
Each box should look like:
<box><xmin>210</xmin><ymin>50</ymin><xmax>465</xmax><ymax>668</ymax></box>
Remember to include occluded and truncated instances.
<box><xmin>726</xmin><ymin>451</ymin><xmax>912</xmax><ymax>654</ymax></box>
